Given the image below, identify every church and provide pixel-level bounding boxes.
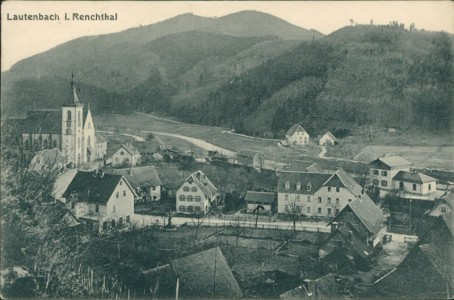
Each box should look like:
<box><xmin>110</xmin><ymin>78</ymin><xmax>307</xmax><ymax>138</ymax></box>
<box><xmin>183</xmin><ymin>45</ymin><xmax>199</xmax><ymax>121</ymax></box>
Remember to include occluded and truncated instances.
<box><xmin>19</xmin><ymin>74</ymin><xmax>107</xmax><ymax>167</ymax></box>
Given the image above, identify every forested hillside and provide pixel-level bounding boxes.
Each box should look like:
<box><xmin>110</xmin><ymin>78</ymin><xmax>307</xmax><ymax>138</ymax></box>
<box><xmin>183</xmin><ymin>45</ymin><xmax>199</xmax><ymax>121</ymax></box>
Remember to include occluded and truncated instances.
<box><xmin>2</xmin><ymin>13</ymin><xmax>453</xmax><ymax>136</ymax></box>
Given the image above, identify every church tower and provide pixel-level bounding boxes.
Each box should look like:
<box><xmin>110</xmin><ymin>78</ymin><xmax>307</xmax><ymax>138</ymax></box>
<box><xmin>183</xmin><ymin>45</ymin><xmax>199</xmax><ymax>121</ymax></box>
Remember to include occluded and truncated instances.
<box><xmin>61</xmin><ymin>73</ymin><xmax>85</xmax><ymax>166</ymax></box>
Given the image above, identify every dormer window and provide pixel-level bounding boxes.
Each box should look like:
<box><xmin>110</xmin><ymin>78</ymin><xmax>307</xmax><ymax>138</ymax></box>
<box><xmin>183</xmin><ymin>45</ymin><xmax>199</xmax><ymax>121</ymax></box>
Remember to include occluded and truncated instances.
<box><xmin>296</xmin><ymin>182</ymin><xmax>301</xmax><ymax>190</ymax></box>
<box><xmin>306</xmin><ymin>183</ymin><xmax>312</xmax><ymax>191</ymax></box>
<box><xmin>285</xmin><ymin>181</ymin><xmax>290</xmax><ymax>190</ymax></box>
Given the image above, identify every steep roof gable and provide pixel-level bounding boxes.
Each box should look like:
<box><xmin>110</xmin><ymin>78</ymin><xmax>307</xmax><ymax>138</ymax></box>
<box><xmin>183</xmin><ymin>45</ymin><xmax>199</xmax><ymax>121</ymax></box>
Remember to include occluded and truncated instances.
<box><xmin>321</xmin><ymin>131</ymin><xmax>338</xmax><ymax>141</ymax></box>
<box><xmin>370</xmin><ymin>156</ymin><xmax>412</xmax><ymax>170</ymax></box>
<box><xmin>393</xmin><ymin>171</ymin><xmax>438</xmax><ymax>183</ymax></box>
<box><xmin>185</xmin><ymin>170</ymin><xmax>218</xmax><ymax>197</ymax></box>
<box><xmin>170</xmin><ymin>247</ymin><xmax>242</xmax><ymax>298</ymax></box>
<box><xmin>116</xmin><ymin>144</ymin><xmax>140</xmax><ymax>156</ymax></box>
<box><xmin>62</xmin><ymin>171</ymin><xmax>130</xmax><ymax>204</ymax></box>
<box><xmin>112</xmin><ymin>166</ymin><xmax>162</xmax><ymax>187</ymax></box>
<box><xmin>324</xmin><ymin>168</ymin><xmax>363</xmax><ymax>196</ymax></box>
<box><xmin>286</xmin><ymin>124</ymin><xmax>307</xmax><ymax>136</ymax></box>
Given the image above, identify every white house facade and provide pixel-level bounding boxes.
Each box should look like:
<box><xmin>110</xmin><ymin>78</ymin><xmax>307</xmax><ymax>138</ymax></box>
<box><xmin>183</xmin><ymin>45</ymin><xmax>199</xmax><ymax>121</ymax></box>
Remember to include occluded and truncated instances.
<box><xmin>286</xmin><ymin>124</ymin><xmax>310</xmax><ymax>146</ymax></box>
<box><xmin>176</xmin><ymin>170</ymin><xmax>219</xmax><ymax>214</ymax></box>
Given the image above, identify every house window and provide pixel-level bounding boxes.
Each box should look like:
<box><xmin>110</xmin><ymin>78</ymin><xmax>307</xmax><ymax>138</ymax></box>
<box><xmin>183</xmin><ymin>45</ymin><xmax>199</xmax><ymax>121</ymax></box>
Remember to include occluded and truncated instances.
<box><xmin>307</xmin><ymin>196</ymin><xmax>311</xmax><ymax>202</ymax></box>
<box><xmin>381</xmin><ymin>171</ymin><xmax>388</xmax><ymax>176</ymax></box>
<box><xmin>327</xmin><ymin>187</ymin><xmax>331</xmax><ymax>192</ymax></box>
<box><xmin>191</xmin><ymin>187</ymin><xmax>197</xmax><ymax>192</ymax></box>
<box><xmin>95</xmin><ymin>205</ymin><xmax>99</xmax><ymax>213</ymax></box>
<box><xmin>413</xmin><ymin>184</ymin><xmax>417</xmax><ymax>191</ymax></box>
<box><xmin>183</xmin><ymin>186</ymin><xmax>190</xmax><ymax>192</ymax></box>
<box><xmin>335</xmin><ymin>208</ymin><xmax>340</xmax><ymax>215</ymax></box>
<box><xmin>112</xmin><ymin>205</ymin><xmax>116</xmax><ymax>213</ymax></box>
<box><xmin>123</xmin><ymin>191</ymin><xmax>126</xmax><ymax>197</ymax></box>
<box><xmin>307</xmin><ymin>207</ymin><xmax>311</xmax><ymax>213</ymax></box>
<box><xmin>428</xmin><ymin>184</ymin><xmax>431</xmax><ymax>191</ymax></box>
<box><xmin>284</xmin><ymin>205</ymin><xmax>289</xmax><ymax>212</ymax></box>
<box><xmin>399</xmin><ymin>182</ymin><xmax>404</xmax><ymax>189</ymax></box>
<box><xmin>318</xmin><ymin>197</ymin><xmax>322</xmax><ymax>203</ymax></box>
<box><xmin>296</xmin><ymin>182</ymin><xmax>301</xmax><ymax>190</ymax></box>
<box><xmin>187</xmin><ymin>196</ymin><xmax>193</xmax><ymax>202</ymax></box>
<box><xmin>336</xmin><ymin>198</ymin><xmax>340</xmax><ymax>204</ymax></box>
<box><xmin>180</xmin><ymin>206</ymin><xmax>186</xmax><ymax>212</ymax></box>
<box><xmin>328</xmin><ymin>208</ymin><xmax>332</xmax><ymax>215</ymax></box>
<box><xmin>381</xmin><ymin>180</ymin><xmax>388</xmax><ymax>187</ymax></box>
<box><xmin>195</xmin><ymin>196</ymin><xmax>201</xmax><ymax>202</ymax></box>
<box><xmin>285</xmin><ymin>181</ymin><xmax>290</xmax><ymax>190</ymax></box>
<box><xmin>348</xmin><ymin>199</ymin><xmax>352</xmax><ymax>202</ymax></box>
<box><xmin>120</xmin><ymin>181</ymin><xmax>123</xmax><ymax>186</ymax></box>
<box><xmin>306</xmin><ymin>183</ymin><xmax>312</xmax><ymax>191</ymax></box>
<box><xmin>116</xmin><ymin>192</ymin><xmax>119</xmax><ymax>198</ymax></box>
<box><xmin>285</xmin><ymin>194</ymin><xmax>289</xmax><ymax>201</ymax></box>
<box><xmin>373</xmin><ymin>179</ymin><xmax>379</xmax><ymax>186</ymax></box>
<box><xmin>373</xmin><ymin>170</ymin><xmax>379</xmax><ymax>175</ymax></box>
<box><xmin>336</xmin><ymin>187</ymin><xmax>340</xmax><ymax>192</ymax></box>
<box><xmin>53</xmin><ymin>140</ymin><xmax>57</xmax><ymax>148</ymax></box>
<box><xmin>151</xmin><ymin>186</ymin><xmax>156</xmax><ymax>191</ymax></box>
<box><xmin>440</xmin><ymin>207</ymin><xmax>447</xmax><ymax>213</ymax></box>
<box><xmin>179</xmin><ymin>195</ymin><xmax>185</xmax><ymax>201</ymax></box>
<box><xmin>120</xmin><ymin>151</ymin><xmax>124</xmax><ymax>155</ymax></box>
<box><xmin>187</xmin><ymin>206</ymin><xmax>193</xmax><ymax>212</ymax></box>
<box><xmin>111</xmin><ymin>219</ymin><xmax>116</xmax><ymax>228</ymax></box>
<box><xmin>318</xmin><ymin>207</ymin><xmax>322</xmax><ymax>214</ymax></box>
<box><xmin>195</xmin><ymin>206</ymin><xmax>201</xmax><ymax>212</ymax></box>
<box><xmin>327</xmin><ymin>197</ymin><xmax>332</xmax><ymax>204</ymax></box>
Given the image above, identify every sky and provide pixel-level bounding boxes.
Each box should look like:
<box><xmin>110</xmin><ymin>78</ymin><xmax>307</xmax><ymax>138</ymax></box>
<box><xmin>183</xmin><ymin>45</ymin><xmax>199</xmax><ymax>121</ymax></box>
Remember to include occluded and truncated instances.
<box><xmin>2</xmin><ymin>1</ymin><xmax>453</xmax><ymax>71</ymax></box>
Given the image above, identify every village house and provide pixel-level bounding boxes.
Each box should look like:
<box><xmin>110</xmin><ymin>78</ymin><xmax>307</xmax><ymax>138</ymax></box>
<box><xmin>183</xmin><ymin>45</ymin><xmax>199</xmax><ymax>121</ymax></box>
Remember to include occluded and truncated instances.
<box><xmin>110</xmin><ymin>166</ymin><xmax>162</xmax><ymax>202</ymax></box>
<box><xmin>236</xmin><ymin>149</ymin><xmax>265</xmax><ymax>169</ymax></box>
<box><xmin>318</xmin><ymin>131</ymin><xmax>338</xmax><ymax>146</ymax></box>
<box><xmin>60</xmin><ymin>170</ymin><xmax>137</xmax><ymax>231</ymax></box>
<box><xmin>95</xmin><ymin>132</ymin><xmax>107</xmax><ymax>159</ymax></box>
<box><xmin>143</xmin><ymin>247</ymin><xmax>242</xmax><ymax>299</ymax></box>
<box><xmin>245</xmin><ymin>191</ymin><xmax>276</xmax><ymax>214</ymax></box>
<box><xmin>29</xmin><ymin>147</ymin><xmax>67</xmax><ymax>174</ymax></box>
<box><xmin>369</xmin><ymin>156</ymin><xmax>412</xmax><ymax>195</ymax></box>
<box><xmin>277</xmin><ymin>168</ymin><xmax>368</xmax><ymax>218</ymax></box>
<box><xmin>392</xmin><ymin>170</ymin><xmax>441</xmax><ymax>200</ymax></box>
<box><xmin>286</xmin><ymin>124</ymin><xmax>310</xmax><ymax>146</ymax></box>
<box><xmin>428</xmin><ymin>192</ymin><xmax>454</xmax><ymax>216</ymax></box>
<box><xmin>112</xmin><ymin>144</ymin><xmax>141</xmax><ymax>167</ymax></box>
<box><xmin>16</xmin><ymin>74</ymin><xmax>106</xmax><ymax>166</ymax></box>
<box><xmin>319</xmin><ymin>196</ymin><xmax>386</xmax><ymax>261</ymax></box>
<box><xmin>176</xmin><ymin>170</ymin><xmax>219</xmax><ymax>214</ymax></box>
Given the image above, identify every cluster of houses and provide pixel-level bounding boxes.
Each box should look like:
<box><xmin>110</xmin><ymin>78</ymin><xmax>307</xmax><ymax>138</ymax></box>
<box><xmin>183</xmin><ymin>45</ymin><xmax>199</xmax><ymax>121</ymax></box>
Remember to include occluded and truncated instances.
<box><xmin>283</xmin><ymin>123</ymin><xmax>339</xmax><ymax>147</ymax></box>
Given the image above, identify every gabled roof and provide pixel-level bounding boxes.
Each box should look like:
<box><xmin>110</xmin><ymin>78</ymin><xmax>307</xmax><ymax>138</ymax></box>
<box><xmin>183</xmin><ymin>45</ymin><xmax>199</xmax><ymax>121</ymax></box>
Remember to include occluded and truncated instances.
<box><xmin>369</xmin><ymin>156</ymin><xmax>412</xmax><ymax>170</ymax></box>
<box><xmin>441</xmin><ymin>211</ymin><xmax>454</xmax><ymax>238</ymax></box>
<box><xmin>286</xmin><ymin>124</ymin><xmax>307</xmax><ymax>137</ymax></box>
<box><xmin>320</xmin><ymin>131</ymin><xmax>338</xmax><ymax>141</ymax></box>
<box><xmin>22</xmin><ymin>110</ymin><xmax>62</xmax><ymax>134</ymax></box>
<box><xmin>287</xmin><ymin>160</ymin><xmax>323</xmax><ymax>173</ymax></box>
<box><xmin>31</xmin><ymin>147</ymin><xmax>66</xmax><ymax>164</ymax></box>
<box><xmin>438</xmin><ymin>193</ymin><xmax>454</xmax><ymax>210</ymax></box>
<box><xmin>62</xmin><ymin>171</ymin><xmax>131</xmax><ymax>204</ymax></box>
<box><xmin>245</xmin><ymin>191</ymin><xmax>276</xmax><ymax>204</ymax></box>
<box><xmin>95</xmin><ymin>132</ymin><xmax>107</xmax><ymax>143</ymax></box>
<box><xmin>112</xmin><ymin>166</ymin><xmax>162</xmax><ymax>187</ymax></box>
<box><xmin>324</xmin><ymin>168</ymin><xmax>364</xmax><ymax>197</ymax></box>
<box><xmin>169</xmin><ymin>247</ymin><xmax>243</xmax><ymax>298</ymax></box>
<box><xmin>116</xmin><ymin>144</ymin><xmax>140</xmax><ymax>156</ymax></box>
<box><xmin>278</xmin><ymin>172</ymin><xmax>332</xmax><ymax>195</ymax></box>
<box><xmin>331</xmin><ymin>196</ymin><xmax>385</xmax><ymax>235</ymax></box>
<box><xmin>393</xmin><ymin>171</ymin><xmax>438</xmax><ymax>183</ymax></box>
<box><xmin>237</xmin><ymin>149</ymin><xmax>264</xmax><ymax>158</ymax></box>
<box><xmin>185</xmin><ymin>170</ymin><xmax>218</xmax><ymax>197</ymax></box>
<box><xmin>335</xmin><ymin>222</ymin><xmax>372</xmax><ymax>258</ymax></box>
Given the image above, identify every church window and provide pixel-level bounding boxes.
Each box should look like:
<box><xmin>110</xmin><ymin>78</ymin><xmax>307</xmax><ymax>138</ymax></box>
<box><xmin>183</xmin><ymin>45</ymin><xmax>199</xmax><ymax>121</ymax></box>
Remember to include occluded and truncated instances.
<box><xmin>66</xmin><ymin>128</ymin><xmax>72</xmax><ymax>135</ymax></box>
<box><xmin>78</xmin><ymin>111</ymin><xmax>81</xmax><ymax>127</ymax></box>
<box><xmin>87</xmin><ymin>136</ymin><xmax>91</xmax><ymax>148</ymax></box>
<box><xmin>88</xmin><ymin>122</ymin><xmax>91</xmax><ymax>129</ymax></box>
<box><xmin>78</xmin><ymin>138</ymin><xmax>81</xmax><ymax>148</ymax></box>
<box><xmin>67</xmin><ymin>110</ymin><xmax>72</xmax><ymax>121</ymax></box>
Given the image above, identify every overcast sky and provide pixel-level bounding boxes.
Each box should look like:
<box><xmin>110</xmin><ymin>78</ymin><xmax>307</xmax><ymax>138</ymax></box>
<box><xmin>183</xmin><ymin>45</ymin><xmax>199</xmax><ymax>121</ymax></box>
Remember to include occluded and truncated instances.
<box><xmin>2</xmin><ymin>1</ymin><xmax>453</xmax><ymax>71</ymax></box>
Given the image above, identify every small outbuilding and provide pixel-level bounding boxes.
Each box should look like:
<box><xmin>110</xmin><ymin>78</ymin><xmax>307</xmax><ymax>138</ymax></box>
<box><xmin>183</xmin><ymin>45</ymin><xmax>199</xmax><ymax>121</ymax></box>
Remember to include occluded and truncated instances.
<box><xmin>245</xmin><ymin>191</ymin><xmax>276</xmax><ymax>214</ymax></box>
<box><xmin>319</xmin><ymin>131</ymin><xmax>338</xmax><ymax>146</ymax></box>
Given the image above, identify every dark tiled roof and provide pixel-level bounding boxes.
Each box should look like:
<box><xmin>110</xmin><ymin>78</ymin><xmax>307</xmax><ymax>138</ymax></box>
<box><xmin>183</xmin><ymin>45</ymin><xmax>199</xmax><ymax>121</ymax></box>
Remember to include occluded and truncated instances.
<box><xmin>325</xmin><ymin>168</ymin><xmax>363</xmax><ymax>197</ymax></box>
<box><xmin>245</xmin><ymin>191</ymin><xmax>276</xmax><ymax>204</ymax></box>
<box><xmin>112</xmin><ymin>166</ymin><xmax>162</xmax><ymax>188</ymax></box>
<box><xmin>287</xmin><ymin>160</ymin><xmax>323</xmax><ymax>173</ymax></box>
<box><xmin>442</xmin><ymin>211</ymin><xmax>454</xmax><ymax>238</ymax></box>
<box><xmin>369</xmin><ymin>156</ymin><xmax>412</xmax><ymax>170</ymax></box>
<box><xmin>333</xmin><ymin>196</ymin><xmax>385</xmax><ymax>235</ymax></box>
<box><xmin>62</xmin><ymin>171</ymin><xmax>124</xmax><ymax>204</ymax></box>
<box><xmin>278</xmin><ymin>172</ymin><xmax>332</xmax><ymax>195</ymax></box>
<box><xmin>336</xmin><ymin>222</ymin><xmax>372</xmax><ymax>258</ymax></box>
<box><xmin>286</xmin><ymin>124</ymin><xmax>306</xmax><ymax>136</ymax></box>
<box><xmin>170</xmin><ymin>247</ymin><xmax>243</xmax><ymax>298</ymax></box>
<box><xmin>237</xmin><ymin>149</ymin><xmax>264</xmax><ymax>158</ymax></box>
<box><xmin>280</xmin><ymin>273</ymin><xmax>345</xmax><ymax>299</ymax></box>
<box><xmin>30</xmin><ymin>148</ymin><xmax>66</xmax><ymax>169</ymax></box>
<box><xmin>23</xmin><ymin>110</ymin><xmax>62</xmax><ymax>134</ymax></box>
<box><xmin>393</xmin><ymin>171</ymin><xmax>438</xmax><ymax>183</ymax></box>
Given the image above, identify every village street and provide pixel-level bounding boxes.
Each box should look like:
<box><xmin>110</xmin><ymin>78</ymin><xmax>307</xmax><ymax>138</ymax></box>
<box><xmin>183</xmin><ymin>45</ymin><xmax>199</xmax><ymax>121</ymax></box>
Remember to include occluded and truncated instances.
<box><xmin>132</xmin><ymin>213</ymin><xmax>332</xmax><ymax>233</ymax></box>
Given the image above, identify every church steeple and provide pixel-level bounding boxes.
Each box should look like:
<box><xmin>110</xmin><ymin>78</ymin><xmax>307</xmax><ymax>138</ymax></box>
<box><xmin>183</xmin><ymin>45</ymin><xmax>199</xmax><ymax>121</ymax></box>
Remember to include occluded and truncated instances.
<box><xmin>70</xmin><ymin>71</ymin><xmax>81</xmax><ymax>105</ymax></box>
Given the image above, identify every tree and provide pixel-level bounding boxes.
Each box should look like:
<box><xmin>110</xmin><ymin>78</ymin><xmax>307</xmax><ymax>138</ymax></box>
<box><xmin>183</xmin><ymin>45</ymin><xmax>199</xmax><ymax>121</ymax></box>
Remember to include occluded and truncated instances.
<box><xmin>252</xmin><ymin>204</ymin><xmax>265</xmax><ymax>228</ymax></box>
<box><xmin>191</xmin><ymin>212</ymin><xmax>207</xmax><ymax>245</ymax></box>
<box><xmin>287</xmin><ymin>201</ymin><xmax>302</xmax><ymax>232</ymax></box>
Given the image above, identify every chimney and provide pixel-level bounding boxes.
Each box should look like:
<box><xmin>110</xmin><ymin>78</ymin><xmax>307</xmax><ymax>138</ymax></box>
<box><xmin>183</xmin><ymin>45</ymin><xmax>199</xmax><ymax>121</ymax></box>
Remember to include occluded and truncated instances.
<box><xmin>331</xmin><ymin>222</ymin><xmax>338</xmax><ymax>233</ymax></box>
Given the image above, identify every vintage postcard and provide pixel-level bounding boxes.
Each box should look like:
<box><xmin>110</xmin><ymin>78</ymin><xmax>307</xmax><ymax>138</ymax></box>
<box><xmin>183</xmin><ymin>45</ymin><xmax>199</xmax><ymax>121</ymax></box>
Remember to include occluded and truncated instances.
<box><xmin>1</xmin><ymin>1</ymin><xmax>453</xmax><ymax>299</ymax></box>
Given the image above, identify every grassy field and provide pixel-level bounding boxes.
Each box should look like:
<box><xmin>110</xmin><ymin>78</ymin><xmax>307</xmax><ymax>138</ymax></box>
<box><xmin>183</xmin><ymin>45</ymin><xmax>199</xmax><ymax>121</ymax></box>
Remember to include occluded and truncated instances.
<box><xmin>94</xmin><ymin>113</ymin><xmax>320</xmax><ymax>163</ymax></box>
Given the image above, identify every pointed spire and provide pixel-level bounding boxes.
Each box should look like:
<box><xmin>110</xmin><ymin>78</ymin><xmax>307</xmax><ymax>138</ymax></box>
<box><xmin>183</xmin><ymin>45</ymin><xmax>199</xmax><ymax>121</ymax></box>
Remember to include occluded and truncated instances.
<box><xmin>71</xmin><ymin>71</ymin><xmax>80</xmax><ymax>104</ymax></box>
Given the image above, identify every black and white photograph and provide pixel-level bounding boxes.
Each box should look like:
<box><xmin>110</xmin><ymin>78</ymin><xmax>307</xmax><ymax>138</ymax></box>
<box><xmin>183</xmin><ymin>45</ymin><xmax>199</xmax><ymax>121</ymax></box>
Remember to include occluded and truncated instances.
<box><xmin>1</xmin><ymin>1</ymin><xmax>453</xmax><ymax>298</ymax></box>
